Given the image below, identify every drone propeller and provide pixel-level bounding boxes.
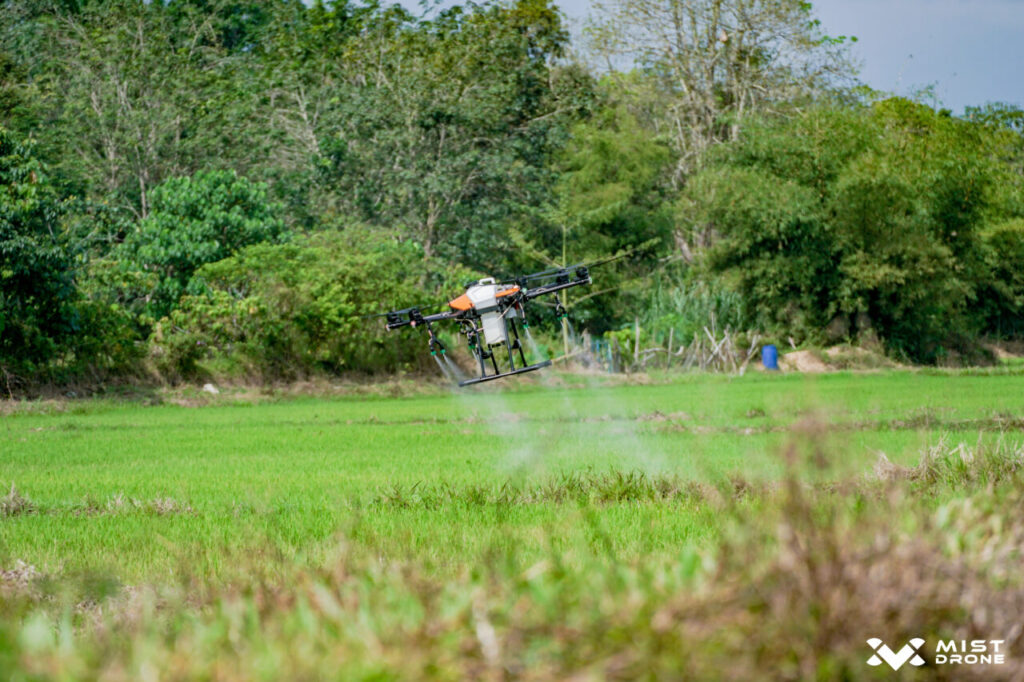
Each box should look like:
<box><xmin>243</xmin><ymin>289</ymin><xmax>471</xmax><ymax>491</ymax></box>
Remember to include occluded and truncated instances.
<box><xmin>508</xmin><ymin>243</ymin><xmax>656</xmax><ymax>285</ymax></box>
<box><xmin>520</xmin><ymin>263</ymin><xmax>586</xmax><ymax>282</ymax></box>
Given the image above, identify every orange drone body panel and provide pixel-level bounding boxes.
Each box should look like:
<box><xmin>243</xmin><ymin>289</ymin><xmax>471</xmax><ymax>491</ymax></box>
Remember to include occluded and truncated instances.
<box><xmin>448</xmin><ymin>294</ymin><xmax>473</xmax><ymax>311</ymax></box>
<box><xmin>448</xmin><ymin>285</ymin><xmax>520</xmax><ymax>312</ymax></box>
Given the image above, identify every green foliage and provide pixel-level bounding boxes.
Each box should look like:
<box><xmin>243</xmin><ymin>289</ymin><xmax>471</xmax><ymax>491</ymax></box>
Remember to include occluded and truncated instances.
<box><xmin>981</xmin><ymin>219</ymin><xmax>1024</xmax><ymax>337</ymax></box>
<box><xmin>317</xmin><ymin>0</ymin><xmax>593</xmax><ymax>268</ymax></box>
<box><xmin>689</xmin><ymin>165</ymin><xmax>833</xmax><ymax>336</ymax></box>
<box><xmin>155</xmin><ymin>230</ymin><xmax>475</xmax><ymax>379</ymax></box>
<box><xmin>555</xmin><ymin>105</ymin><xmax>671</xmax><ymax>227</ymax></box>
<box><xmin>641</xmin><ymin>271</ymin><xmax>746</xmax><ymax>344</ymax></box>
<box><xmin>0</xmin><ymin>127</ymin><xmax>142</xmax><ymax>386</ymax></box>
<box><xmin>0</xmin><ymin>127</ymin><xmax>75</xmax><ymax>380</ymax></box>
<box><xmin>518</xmin><ymin>103</ymin><xmax>672</xmax><ymax>332</ymax></box>
<box><xmin>586</xmin><ymin>0</ymin><xmax>857</xmax><ymax>178</ymax></box>
<box><xmin>119</xmin><ymin>169</ymin><xmax>286</xmax><ymax>320</ymax></box>
<box><xmin>2</xmin><ymin>0</ymin><xmax>1024</xmax><ymax>385</ymax></box>
<box><xmin>689</xmin><ymin>100</ymin><xmax>1024</xmax><ymax>361</ymax></box>
<box><xmin>0</xmin><ymin>0</ymin><xmax>280</xmax><ymax>221</ymax></box>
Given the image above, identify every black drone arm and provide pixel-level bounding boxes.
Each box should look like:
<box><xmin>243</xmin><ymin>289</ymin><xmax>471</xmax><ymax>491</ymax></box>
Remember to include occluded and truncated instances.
<box><xmin>385</xmin><ymin>308</ymin><xmax>461</xmax><ymax>331</ymax></box>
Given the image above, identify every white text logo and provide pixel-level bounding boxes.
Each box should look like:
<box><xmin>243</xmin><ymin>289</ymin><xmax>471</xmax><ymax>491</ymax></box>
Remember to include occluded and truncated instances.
<box><xmin>935</xmin><ymin>640</ymin><xmax>1005</xmax><ymax>665</ymax></box>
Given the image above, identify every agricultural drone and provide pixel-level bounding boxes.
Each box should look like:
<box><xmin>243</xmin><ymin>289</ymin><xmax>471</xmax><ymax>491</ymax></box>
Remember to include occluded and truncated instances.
<box><xmin>380</xmin><ymin>264</ymin><xmax>593</xmax><ymax>386</ymax></box>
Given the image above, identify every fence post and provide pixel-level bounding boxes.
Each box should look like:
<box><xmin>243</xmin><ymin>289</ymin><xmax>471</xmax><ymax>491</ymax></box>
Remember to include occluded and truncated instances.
<box><xmin>633</xmin><ymin>318</ymin><xmax>640</xmax><ymax>367</ymax></box>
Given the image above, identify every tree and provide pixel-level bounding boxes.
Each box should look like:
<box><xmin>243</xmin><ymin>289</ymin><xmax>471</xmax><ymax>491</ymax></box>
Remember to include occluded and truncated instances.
<box><xmin>118</xmin><ymin>169</ymin><xmax>286</xmax><ymax>319</ymax></box>
<box><xmin>511</xmin><ymin>101</ymin><xmax>672</xmax><ymax>349</ymax></box>
<box><xmin>0</xmin><ymin>127</ymin><xmax>76</xmax><ymax>382</ymax></box>
<box><xmin>981</xmin><ymin>219</ymin><xmax>1024</xmax><ymax>338</ymax></box>
<box><xmin>317</xmin><ymin>0</ymin><xmax>593</xmax><ymax>268</ymax></box>
<box><xmin>689</xmin><ymin>100</ymin><xmax>1017</xmax><ymax>361</ymax></box>
<box><xmin>585</xmin><ymin>0</ymin><xmax>856</xmax><ymax>181</ymax></box>
<box><xmin>0</xmin><ymin>0</ymin><xmax>272</xmax><ymax>221</ymax></box>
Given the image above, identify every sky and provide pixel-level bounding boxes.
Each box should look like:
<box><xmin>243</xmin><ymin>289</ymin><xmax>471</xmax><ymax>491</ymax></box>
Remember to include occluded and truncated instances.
<box><xmin>399</xmin><ymin>0</ymin><xmax>1024</xmax><ymax>115</ymax></box>
<box><xmin>806</xmin><ymin>0</ymin><xmax>1023</xmax><ymax>113</ymax></box>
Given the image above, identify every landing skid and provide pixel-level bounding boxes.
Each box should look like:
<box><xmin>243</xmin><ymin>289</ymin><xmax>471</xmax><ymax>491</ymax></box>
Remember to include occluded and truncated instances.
<box><xmin>457</xmin><ymin>360</ymin><xmax>552</xmax><ymax>387</ymax></box>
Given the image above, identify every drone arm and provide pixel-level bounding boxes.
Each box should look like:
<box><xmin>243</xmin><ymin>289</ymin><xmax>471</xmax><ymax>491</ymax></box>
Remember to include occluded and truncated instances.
<box><xmin>385</xmin><ymin>309</ymin><xmax>461</xmax><ymax>331</ymax></box>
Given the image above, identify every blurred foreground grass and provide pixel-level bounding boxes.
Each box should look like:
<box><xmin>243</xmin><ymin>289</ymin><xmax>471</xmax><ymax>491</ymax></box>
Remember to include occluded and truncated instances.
<box><xmin>2</xmin><ymin>371</ymin><xmax>1024</xmax><ymax>679</ymax></box>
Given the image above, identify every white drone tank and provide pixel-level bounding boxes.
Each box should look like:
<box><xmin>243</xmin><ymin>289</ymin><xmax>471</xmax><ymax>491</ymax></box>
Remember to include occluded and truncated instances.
<box><xmin>466</xmin><ymin>278</ymin><xmax>508</xmax><ymax>346</ymax></box>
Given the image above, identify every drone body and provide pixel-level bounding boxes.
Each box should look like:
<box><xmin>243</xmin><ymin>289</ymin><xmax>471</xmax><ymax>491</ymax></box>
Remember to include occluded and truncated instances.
<box><xmin>384</xmin><ymin>266</ymin><xmax>592</xmax><ymax>386</ymax></box>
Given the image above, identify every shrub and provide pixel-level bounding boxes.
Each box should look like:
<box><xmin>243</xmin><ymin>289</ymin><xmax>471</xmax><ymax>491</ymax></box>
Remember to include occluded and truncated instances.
<box><xmin>118</xmin><ymin>169</ymin><xmax>287</xmax><ymax>320</ymax></box>
<box><xmin>641</xmin><ymin>271</ymin><xmax>747</xmax><ymax>345</ymax></box>
<box><xmin>153</xmin><ymin>229</ymin><xmax>476</xmax><ymax>380</ymax></box>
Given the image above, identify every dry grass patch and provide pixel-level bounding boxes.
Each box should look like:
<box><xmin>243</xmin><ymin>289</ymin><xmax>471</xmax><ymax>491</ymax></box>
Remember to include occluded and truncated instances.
<box><xmin>0</xmin><ymin>483</ymin><xmax>34</xmax><ymax>517</ymax></box>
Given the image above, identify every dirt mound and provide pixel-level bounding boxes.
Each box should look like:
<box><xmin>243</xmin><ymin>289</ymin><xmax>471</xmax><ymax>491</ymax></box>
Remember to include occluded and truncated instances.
<box><xmin>823</xmin><ymin>344</ymin><xmax>896</xmax><ymax>369</ymax></box>
<box><xmin>779</xmin><ymin>350</ymin><xmax>829</xmax><ymax>373</ymax></box>
<box><xmin>768</xmin><ymin>345</ymin><xmax>895</xmax><ymax>373</ymax></box>
<box><xmin>985</xmin><ymin>341</ymin><xmax>1024</xmax><ymax>360</ymax></box>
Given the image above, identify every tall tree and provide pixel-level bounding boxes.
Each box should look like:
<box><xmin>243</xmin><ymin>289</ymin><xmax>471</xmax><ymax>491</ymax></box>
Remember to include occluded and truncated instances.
<box><xmin>118</xmin><ymin>169</ymin><xmax>287</xmax><ymax>319</ymax></box>
<box><xmin>0</xmin><ymin>0</ymin><xmax>269</xmax><ymax>221</ymax></box>
<box><xmin>318</xmin><ymin>0</ymin><xmax>593</xmax><ymax>267</ymax></box>
<box><xmin>689</xmin><ymin>100</ymin><xmax>1016</xmax><ymax>361</ymax></box>
<box><xmin>512</xmin><ymin>102</ymin><xmax>672</xmax><ymax>340</ymax></box>
<box><xmin>585</xmin><ymin>0</ymin><xmax>855</xmax><ymax>181</ymax></box>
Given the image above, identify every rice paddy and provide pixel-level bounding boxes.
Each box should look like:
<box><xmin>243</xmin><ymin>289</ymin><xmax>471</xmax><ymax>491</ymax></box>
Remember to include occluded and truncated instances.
<box><xmin>2</xmin><ymin>369</ymin><xmax>1024</xmax><ymax>679</ymax></box>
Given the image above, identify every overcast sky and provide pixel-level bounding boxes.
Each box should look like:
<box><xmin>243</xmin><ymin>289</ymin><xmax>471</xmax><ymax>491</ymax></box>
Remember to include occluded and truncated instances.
<box><xmin>791</xmin><ymin>0</ymin><xmax>1022</xmax><ymax>113</ymax></box>
<box><xmin>398</xmin><ymin>0</ymin><xmax>1024</xmax><ymax>115</ymax></box>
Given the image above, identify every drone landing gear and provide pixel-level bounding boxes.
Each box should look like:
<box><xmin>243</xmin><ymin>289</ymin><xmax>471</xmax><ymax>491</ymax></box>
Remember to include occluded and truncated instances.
<box><xmin>459</xmin><ymin>313</ymin><xmax>548</xmax><ymax>386</ymax></box>
<box><xmin>458</xmin><ymin>359</ymin><xmax>552</xmax><ymax>386</ymax></box>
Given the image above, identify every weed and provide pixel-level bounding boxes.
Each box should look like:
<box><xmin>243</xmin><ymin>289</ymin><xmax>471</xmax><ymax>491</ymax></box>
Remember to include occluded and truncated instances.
<box><xmin>874</xmin><ymin>438</ymin><xmax>1024</xmax><ymax>487</ymax></box>
<box><xmin>0</xmin><ymin>483</ymin><xmax>34</xmax><ymax>517</ymax></box>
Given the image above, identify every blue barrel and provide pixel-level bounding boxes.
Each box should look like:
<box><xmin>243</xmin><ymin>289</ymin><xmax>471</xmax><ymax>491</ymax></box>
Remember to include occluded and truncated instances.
<box><xmin>762</xmin><ymin>344</ymin><xmax>779</xmax><ymax>370</ymax></box>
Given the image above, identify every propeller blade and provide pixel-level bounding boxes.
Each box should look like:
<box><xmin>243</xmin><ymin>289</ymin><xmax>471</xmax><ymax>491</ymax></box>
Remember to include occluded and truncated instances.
<box><xmin>520</xmin><ymin>244</ymin><xmax>655</xmax><ymax>282</ymax></box>
<box><xmin>494</xmin><ymin>242</ymin><xmax>660</xmax><ymax>288</ymax></box>
<box><xmin>521</xmin><ymin>262</ymin><xmax>586</xmax><ymax>282</ymax></box>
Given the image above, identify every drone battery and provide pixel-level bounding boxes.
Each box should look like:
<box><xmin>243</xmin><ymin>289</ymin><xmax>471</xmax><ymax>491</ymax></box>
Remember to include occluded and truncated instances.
<box><xmin>467</xmin><ymin>279</ymin><xmax>508</xmax><ymax>346</ymax></box>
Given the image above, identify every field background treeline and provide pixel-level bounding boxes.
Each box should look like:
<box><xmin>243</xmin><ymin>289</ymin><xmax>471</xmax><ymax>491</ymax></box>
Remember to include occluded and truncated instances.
<box><xmin>2</xmin><ymin>0</ymin><xmax>1023</xmax><ymax>391</ymax></box>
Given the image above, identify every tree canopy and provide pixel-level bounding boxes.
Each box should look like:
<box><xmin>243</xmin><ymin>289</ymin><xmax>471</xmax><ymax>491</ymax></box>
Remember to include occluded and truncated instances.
<box><xmin>0</xmin><ymin>0</ymin><xmax>1022</xmax><ymax>388</ymax></box>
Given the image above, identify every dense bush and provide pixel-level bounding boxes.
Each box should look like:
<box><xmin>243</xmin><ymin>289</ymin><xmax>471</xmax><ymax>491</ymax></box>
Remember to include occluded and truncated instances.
<box><xmin>981</xmin><ymin>218</ymin><xmax>1024</xmax><ymax>337</ymax></box>
<box><xmin>152</xmin><ymin>230</ymin><xmax>477</xmax><ymax>380</ymax></box>
<box><xmin>118</xmin><ymin>169</ymin><xmax>287</xmax><ymax>320</ymax></box>
<box><xmin>0</xmin><ymin>128</ymin><xmax>77</xmax><ymax>384</ymax></box>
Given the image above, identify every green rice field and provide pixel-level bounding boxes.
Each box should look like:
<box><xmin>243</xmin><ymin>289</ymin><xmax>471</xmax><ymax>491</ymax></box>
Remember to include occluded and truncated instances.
<box><xmin>3</xmin><ymin>370</ymin><xmax>1023</xmax><ymax>581</ymax></box>
<box><xmin>3</xmin><ymin>369</ymin><xmax>1024</xmax><ymax>680</ymax></box>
